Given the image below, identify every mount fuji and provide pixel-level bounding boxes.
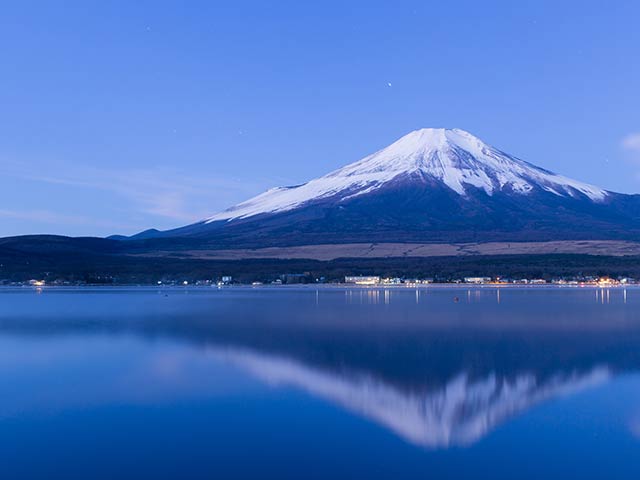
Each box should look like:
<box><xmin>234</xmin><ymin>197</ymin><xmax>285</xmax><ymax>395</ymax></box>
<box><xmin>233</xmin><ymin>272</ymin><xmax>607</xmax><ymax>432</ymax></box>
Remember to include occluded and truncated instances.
<box><xmin>132</xmin><ymin>128</ymin><xmax>640</xmax><ymax>248</ymax></box>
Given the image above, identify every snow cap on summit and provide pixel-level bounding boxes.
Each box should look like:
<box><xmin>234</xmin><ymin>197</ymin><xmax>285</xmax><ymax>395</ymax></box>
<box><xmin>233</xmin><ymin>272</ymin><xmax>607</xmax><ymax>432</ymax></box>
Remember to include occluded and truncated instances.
<box><xmin>205</xmin><ymin>128</ymin><xmax>608</xmax><ymax>223</ymax></box>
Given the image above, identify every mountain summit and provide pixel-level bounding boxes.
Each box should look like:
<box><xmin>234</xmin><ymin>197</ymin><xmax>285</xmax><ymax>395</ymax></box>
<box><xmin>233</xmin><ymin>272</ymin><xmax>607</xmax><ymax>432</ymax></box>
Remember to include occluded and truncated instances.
<box><xmin>205</xmin><ymin>128</ymin><xmax>606</xmax><ymax>223</ymax></box>
<box><xmin>137</xmin><ymin>128</ymin><xmax>640</xmax><ymax>247</ymax></box>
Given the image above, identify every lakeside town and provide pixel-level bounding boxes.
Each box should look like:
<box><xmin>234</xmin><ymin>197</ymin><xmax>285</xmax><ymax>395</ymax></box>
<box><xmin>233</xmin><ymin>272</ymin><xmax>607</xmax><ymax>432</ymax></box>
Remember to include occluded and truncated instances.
<box><xmin>7</xmin><ymin>274</ymin><xmax>637</xmax><ymax>288</ymax></box>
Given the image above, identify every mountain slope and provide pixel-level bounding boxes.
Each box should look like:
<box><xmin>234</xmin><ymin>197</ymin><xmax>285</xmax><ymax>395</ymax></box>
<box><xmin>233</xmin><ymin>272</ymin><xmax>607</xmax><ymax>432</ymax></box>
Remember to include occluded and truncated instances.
<box><xmin>136</xmin><ymin>128</ymin><xmax>640</xmax><ymax>247</ymax></box>
<box><xmin>205</xmin><ymin>128</ymin><xmax>607</xmax><ymax>223</ymax></box>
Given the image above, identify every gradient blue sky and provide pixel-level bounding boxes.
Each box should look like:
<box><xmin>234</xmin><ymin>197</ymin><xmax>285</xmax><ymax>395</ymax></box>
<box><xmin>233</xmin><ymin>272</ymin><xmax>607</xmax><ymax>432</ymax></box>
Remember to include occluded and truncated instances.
<box><xmin>2</xmin><ymin>0</ymin><xmax>640</xmax><ymax>237</ymax></box>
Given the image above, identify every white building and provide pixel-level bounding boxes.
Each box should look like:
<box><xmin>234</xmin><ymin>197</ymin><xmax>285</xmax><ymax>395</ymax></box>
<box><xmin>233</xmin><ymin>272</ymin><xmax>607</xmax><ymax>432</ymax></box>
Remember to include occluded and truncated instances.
<box><xmin>344</xmin><ymin>276</ymin><xmax>380</xmax><ymax>285</ymax></box>
<box><xmin>464</xmin><ymin>277</ymin><xmax>492</xmax><ymax>284</ymax></box>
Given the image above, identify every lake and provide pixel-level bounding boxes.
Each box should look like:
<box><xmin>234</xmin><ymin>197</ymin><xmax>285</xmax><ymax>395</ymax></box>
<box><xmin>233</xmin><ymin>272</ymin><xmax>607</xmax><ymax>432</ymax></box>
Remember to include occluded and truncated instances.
<box><xmin>1</xmin><ymin>286</ymin><xmax>639</xmax><ymax>479</ymax></box>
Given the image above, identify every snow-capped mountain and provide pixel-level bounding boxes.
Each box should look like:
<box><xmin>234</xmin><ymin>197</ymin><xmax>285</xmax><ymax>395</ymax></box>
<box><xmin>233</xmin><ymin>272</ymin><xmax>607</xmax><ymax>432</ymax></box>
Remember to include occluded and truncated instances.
<box><xmin>134</xmin><ymin>128</ymin><xmax>640</xmax><ymax>247</ymax></box>
<box><xmin>205</xmin><ymin>128</ymin><xmax>607</xmax><ymax>223</ymax></box>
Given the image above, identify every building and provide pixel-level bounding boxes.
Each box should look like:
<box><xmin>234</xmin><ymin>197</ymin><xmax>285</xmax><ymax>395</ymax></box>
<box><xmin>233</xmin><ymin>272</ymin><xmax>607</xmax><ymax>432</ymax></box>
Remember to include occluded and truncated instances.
<box><xmin>344</xmin><ymin>276</ymin><xmax>380</xmax><ymax>285</ymax></box>
<box><xmin>464</xmin><ymin>277</ymin><xmax>492</xmax><ymax>284</ymax></box>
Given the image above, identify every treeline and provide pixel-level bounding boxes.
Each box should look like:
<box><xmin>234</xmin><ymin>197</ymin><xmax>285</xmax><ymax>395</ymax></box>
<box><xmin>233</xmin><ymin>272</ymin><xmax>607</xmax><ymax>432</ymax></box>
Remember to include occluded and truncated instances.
<box><xmin>2</xmin><ymin>246</ymin><xmax>640</xmax><ymax>284</ymax></box>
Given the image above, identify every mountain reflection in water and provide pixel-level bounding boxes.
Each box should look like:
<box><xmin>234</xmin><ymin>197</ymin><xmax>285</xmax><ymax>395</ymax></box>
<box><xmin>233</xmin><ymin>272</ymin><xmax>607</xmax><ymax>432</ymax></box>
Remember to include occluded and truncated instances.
<box><xmin>212</xmin><ymin>346</ymin><xmax>610</xmax><ymax>447</ymax></box>
<box><xmin>1</xmin><ymin>286</ymin><xmax>639</xmax><ymax>449</ymax></box>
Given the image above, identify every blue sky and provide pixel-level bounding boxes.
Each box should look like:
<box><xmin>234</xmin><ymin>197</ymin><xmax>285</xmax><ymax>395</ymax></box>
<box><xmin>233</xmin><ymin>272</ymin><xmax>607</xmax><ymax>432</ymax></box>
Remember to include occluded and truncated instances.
<box><xmin>2</xmin><ymin>0</ymin><xmax>640</xmax><ymax>237</ymax></box>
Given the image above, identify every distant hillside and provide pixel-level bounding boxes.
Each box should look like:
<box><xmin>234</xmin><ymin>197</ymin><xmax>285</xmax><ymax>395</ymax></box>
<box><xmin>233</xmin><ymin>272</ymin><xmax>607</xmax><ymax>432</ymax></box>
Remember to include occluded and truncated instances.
<box><xmin>2</xmin><ymin>235</ymin><xmax>640</xmax><ymax>283</ymax></box>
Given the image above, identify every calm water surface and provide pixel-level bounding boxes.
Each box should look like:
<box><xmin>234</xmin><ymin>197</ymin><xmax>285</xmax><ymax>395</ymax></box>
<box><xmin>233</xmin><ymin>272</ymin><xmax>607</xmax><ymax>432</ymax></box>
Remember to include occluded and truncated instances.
<box><xmin>1</xmin><ymin>286</ymin><xmax>639</xmax><ymax>479</ymax></box>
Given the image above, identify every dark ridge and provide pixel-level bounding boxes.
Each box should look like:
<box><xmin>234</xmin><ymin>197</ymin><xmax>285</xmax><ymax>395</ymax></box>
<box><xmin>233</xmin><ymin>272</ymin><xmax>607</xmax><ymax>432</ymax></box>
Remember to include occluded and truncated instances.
<box><xmin>2</xmin><ymin>240</ymin><xmax>640</xmax><ymax>283</ymax></box>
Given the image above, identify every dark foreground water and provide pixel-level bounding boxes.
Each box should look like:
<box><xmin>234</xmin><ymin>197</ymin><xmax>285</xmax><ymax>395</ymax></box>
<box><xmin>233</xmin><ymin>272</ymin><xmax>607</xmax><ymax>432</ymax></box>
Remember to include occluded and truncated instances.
<box><xmin>1</xmin><ymin>286</ymin><xmax>639</xmax><ymax>479</ymax></box>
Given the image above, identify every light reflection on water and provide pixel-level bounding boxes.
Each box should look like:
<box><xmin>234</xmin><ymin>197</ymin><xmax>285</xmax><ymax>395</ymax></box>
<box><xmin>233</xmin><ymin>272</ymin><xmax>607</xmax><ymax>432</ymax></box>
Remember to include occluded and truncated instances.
<box><xmin>333</xmin><ymin>285</ymin><xmax>632</xmax><ymax>313</ymax></box>
<box><xmin>0</xmin><ymin>286</ymin><xmax>640</xmax><ymax>479</ymax></box>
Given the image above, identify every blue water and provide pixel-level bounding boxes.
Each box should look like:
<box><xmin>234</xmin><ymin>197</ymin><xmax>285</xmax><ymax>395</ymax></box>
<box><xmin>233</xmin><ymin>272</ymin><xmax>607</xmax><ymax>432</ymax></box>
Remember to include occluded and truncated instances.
<box><xmin>1</xmin><ymin>286</ymin><xmax>639</xmax><ymax>479</ymax></box>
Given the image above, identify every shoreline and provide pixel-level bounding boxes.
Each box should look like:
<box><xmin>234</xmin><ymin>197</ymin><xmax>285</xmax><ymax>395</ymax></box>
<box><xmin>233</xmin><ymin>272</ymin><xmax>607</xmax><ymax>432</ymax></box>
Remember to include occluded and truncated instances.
<box><xmin>1</xmin><ymin>283</ymin><xmax>637</xmax><ymax>290</ymax></box>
